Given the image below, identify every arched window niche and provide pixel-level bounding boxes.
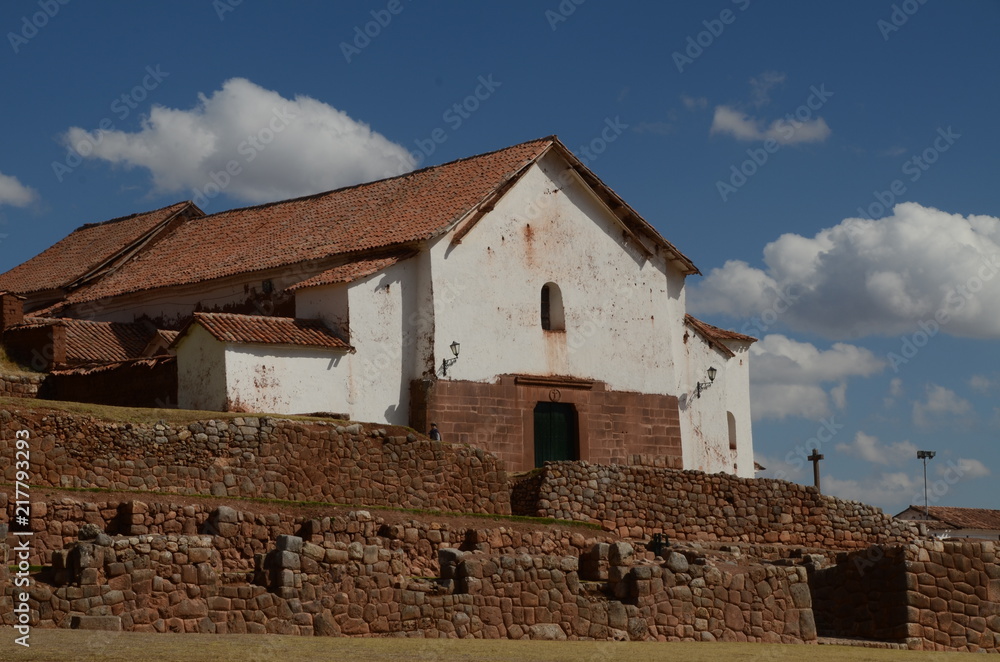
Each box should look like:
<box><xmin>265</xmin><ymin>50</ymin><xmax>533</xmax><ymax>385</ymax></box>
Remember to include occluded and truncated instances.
<box><xmin>541</xmin><ymin>282</ymin><xmax>565</xmax><ymax>331</ymax></box>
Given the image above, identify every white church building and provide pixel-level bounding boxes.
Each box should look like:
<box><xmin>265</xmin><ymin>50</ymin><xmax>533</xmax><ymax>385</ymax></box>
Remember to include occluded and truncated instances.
<box><xmin>0</xmin><ymin>136</ymin><xmax>755</xmax><ymax>476</ymax></box>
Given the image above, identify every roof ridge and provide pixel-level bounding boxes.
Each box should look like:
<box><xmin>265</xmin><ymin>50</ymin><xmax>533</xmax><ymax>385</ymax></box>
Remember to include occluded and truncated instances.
<box><xmin>189</xmin><ymin>136</ymin><xmax>556</xmax><ymax>221</ymax></box>
<box><xmin>75</xmin><ymin>200</ymin><xmax>193</xmax><ymax>232</ymax></box>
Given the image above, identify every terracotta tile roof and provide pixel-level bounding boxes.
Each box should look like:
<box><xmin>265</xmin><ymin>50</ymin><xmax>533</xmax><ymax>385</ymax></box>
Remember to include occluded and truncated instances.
<box><xmin>58</xmin><ymin>136</ymin><xmax>699</xmax><ymax>306</ymax></box>
<box><xmin>62</xmin><ymin>139</ymin><xmax>555</xmax><ymax>305</ymax></box>
<box><xmin>49</xmin><ymin>355</ymin><xmax>174</xmax><ymax>376</ymax></box>
<box><xmin>899</xmin><ymin>506</ymin><xmax>1000</xmax><ymax>531</ymax></box>
<box><xmin>179</xmin><ymin>312</ymin><xmax>350</xmax><ymax>350</ymax></box>
<box><xmin>7</xmin><ymin>317</ymin><xmax>155</xmax><ymax>366</ymax></box>
<box><xmin>684</xmin><ymin>314</ymin><xmax>757</xmax><ymax>358</ymax></box>
<box><xmin>286</xmin><ymin>251</ymin><xmax>417</xmax><ymax>292</ymax></box>
<box><xmin>0</xmin><ymin>201</ymin><xmax>196</xmax><ymax>296</ymax></box>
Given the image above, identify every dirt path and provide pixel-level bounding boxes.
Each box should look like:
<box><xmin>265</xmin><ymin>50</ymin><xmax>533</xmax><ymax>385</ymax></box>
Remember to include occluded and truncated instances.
<box><xmin>0</xmin><ymin>629</ymin><xmax>975</xmax><ymax>662</ymax></box>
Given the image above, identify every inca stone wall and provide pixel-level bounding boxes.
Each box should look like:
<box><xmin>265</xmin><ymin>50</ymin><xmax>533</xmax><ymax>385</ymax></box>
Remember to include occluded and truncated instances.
<box><xmin>0</xmin><ymin>407</ymin><xmax>509</xmax><ymax>515</ymax></box>
<box><xmin>526</xmin><ymin>462</ymin><xmax>918</xmax><ymax>549</ymax></box>
<box><xmin>0</xmin><ymin>373</ymin><xmax>42</xmax><ymax>399</ymax></box>
<box><xmin>812</xmin><ymin>539</ymin><xmax>1000</xmax><ymax>652</ymax></box>
<box><xmin>0</xmin><ymin>499</ymin><xmax>816</xmax><ymax>643</ymax></box>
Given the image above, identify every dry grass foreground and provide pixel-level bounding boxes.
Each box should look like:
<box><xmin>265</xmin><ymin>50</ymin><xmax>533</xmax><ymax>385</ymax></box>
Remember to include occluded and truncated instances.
<box><xmin>0</xmin><ymin>630</ymin><xmax>977</xmax><ymax>662</ymax></box>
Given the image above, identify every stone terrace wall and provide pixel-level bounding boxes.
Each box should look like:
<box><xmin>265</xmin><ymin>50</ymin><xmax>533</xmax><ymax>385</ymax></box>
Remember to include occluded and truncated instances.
<box><xmin>0</xmin><ymin>516</ymin><xmax>816</xmax><ymax>643</ymax></box>
<box><xmin>0</xmin><ymin>373</ymin><xmax>43</xmax><ymax>399</ymax></box>
<box><xmin>2</xmin><ymin>494</ymin><xmax>611</xmax><ymax>578</ymax></box>
<box><xmin>0</xmin><ymin>407</ymin><xmax>509</xmax><ymax>515</ymax></box>
<box><xmin>528</xmin><ymin>462</ymin><xmax>918</xmax><ymax>549</ymax></box>
<box><xmin>813</xmin><ymin>539</ymin><xmax>1000</xmax><ymax>652</ymax></box>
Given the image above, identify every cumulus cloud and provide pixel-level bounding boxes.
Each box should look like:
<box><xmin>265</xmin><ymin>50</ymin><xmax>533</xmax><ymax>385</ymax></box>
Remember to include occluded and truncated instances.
<box><xmin>689</xmin><ymin>203</ymin><xmax>1000</xmax><ymax>340</ymax></box>
<box><xmin>970</xmin><ymin>375</ymin><xmax>993</xmax><ymax>393</ymax></box>
<box><xmin>913</xmin><ymin>384</ymin><xmax>972</xmax><ymax>428</ymax></box>
<box><xmin>749</xmin><ymin>334</ymin><xmax>883</xmax><ymax>420</ymax></box>
<box><xmin>836</xmin><ymin>431</ymin><xmax>917</xmax><ymax>465</ymax></box>
<box><xmin>61</xmin><ymin>78</ymin><xmax>415</xmax><ymax>205</ymax></box>
<box><xmin>941</xmin><ymin>457</ymin><xmax>991</xmax><ymax>479</ymax></box>
<box><xmin>710</xmin><ymin>105</ymin><xmax>831</xmax><ymax>145</ymax></box>
<box><xmin>0</xmin><ymin>171</ymin><xmax>38</xmax><ymax>207</ymax></box>
<box><xmin>681</xmin><ymin>95</ymin><xmax>708</xmax><ymax>111</ymax></box>
<box><xmin>884</xmin><ymin>377</ymin><xmax>904</xmax><ymax>407</ymax></box>
<box><xmin>749</xmin><ymin>70</ymin><xmax>786</xmax><ymax>107</ymax></box>
<box><xmin>824</xmin><ymin>472</ymin><xmax>918</xmax><ymax>510</ymax></box>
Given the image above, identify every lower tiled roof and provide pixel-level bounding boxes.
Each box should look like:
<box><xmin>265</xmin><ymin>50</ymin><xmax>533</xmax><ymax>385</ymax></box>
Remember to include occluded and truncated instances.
<box><xmin>684</xmin><ymin>314</ymin><xmax>757</xmax><ymax>358</ymax></box>
<box><xmin>901</xmin><ymin>506</ymin><xmax>1000</xmax><ymax>531</ymax></box>
<box><xmin>179</xmin><ymin>312</ymin><xmax>350</xmax><ymax>350</ymax></box>
<box><xmin>4</xmin><ymin>317</ymin><xmax>156</xmax><ymax>366</ymax></box>
<box><xmin>286</xmin><ymin>251</ymin><xmax>417</xmax><ymax>292</ymax></box>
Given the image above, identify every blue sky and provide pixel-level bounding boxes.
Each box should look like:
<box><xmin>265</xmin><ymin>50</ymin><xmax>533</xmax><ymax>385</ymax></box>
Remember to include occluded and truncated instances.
<box><xmin>1</xmin><ymin>1</ymin><xmax>998</xmax><ymax>514</ymax></box>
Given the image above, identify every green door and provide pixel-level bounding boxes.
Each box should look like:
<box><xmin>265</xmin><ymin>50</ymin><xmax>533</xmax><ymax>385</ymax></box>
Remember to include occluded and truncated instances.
<box><xmin>534</xmin><ymin>402</ymin><xmax>578</xmax><ymax>466</ymax></box>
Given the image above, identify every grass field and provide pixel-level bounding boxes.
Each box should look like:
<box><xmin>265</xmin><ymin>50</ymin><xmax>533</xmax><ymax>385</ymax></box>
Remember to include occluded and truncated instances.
<box><xmin>0</xmin><ymin>630</ymin><xmax>977</xmax><ymax>662</ymax></box>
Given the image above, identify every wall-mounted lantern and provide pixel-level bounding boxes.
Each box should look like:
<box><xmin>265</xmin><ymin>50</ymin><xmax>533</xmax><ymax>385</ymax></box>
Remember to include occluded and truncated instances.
<box><xmin>695</xmin><ymin>366</ymin><xmax>717</xmax><ymax>398</ymax></box>
<box><xmin>441</xmin><ymin>341</ymin><xmax>460</xmax><ymax>376</ymax></box>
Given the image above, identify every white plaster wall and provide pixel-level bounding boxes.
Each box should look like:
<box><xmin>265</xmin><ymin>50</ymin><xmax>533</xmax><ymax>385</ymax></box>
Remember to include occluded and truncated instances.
<box><xmin>223</xmin><ymin>344</ymin><xmax>350</xmax><ymax>415</ymax></box>
<box><xmin>427</xmin><ymin>151</ymin><xmax>685</xmax><ymax>396</ymax></box>
<box><xmin>679</xmin><ymin>331</ymin><xmax>754</xmax><ymax>477</ymax></box>
<box><xmin>295</xmin><ymin>283</ymin><xmax>349</xmax><ymax>336</ymax></box>
<box><xmin>341</xmin><ymin>256</ymin><xmax>421</xmax><ymax>426</ymax></box>
<box><xmin>175</xmin><ymin>325</ymin><xmax>228</xmax><ymax>411</ymax></box>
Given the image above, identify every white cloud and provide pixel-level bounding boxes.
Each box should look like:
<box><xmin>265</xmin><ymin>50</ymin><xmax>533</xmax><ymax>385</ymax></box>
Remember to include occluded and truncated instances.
<box><xmin>681</xmin><ymin>95</ymin><xmax>708</xmax><ymax>111</ymax></box>
<box><xmin>970</xmin><ymin>375</ymin><xmax>992</xmax><ymax>393</ymax></box>
<box><xmin>824</xmin><ymin>472</ymin><xmax>918</xmax><ymax>511</ymax></box>
<box><xmin>0</xmin><ymin>171</ymin><xmax>38</xmax><ymax>207</ymax></box>
<box><xmin>749</xmin><ymin>70</ymin><xmax>786</xmax><ymax>107</ymax></box>
<box><xmin>689</xmin><ymin>203</ymin><xmax>1000</xmax><ymax>340</ymax></box>
<box><xmin>710</xmin><ymin>105</ymin><xmax>831</xmax><ymax>145</ymax></box>
<box><xmin>836</xmin><ymin>431</ymin><xmax>917</xmax><ymax>465</ymax></box>
<box><xmin>830</xmin><ymin>382</ymin><xmax>848</xmax><ymax>410</ymax></box>
<box><xmin>749</xmin><ymin>334</ymin><xmax>883</xmax><ymax>420</ymax></box>
<box><xmin>884</xmin><ymin>377</ymin><xmax>904</xmax><ymax>408</ymax></box>
<box><xmin>940</xmin><ymin>457</ymin><xmax>991</xmax><ymax>479</ymax></box>
<box><xmin>61</xmin><ymin>78</ymin><xmax>415</xmax><ymax>205</ymax></box>
<box><xmin>913</xmin><ymin>384</ymin><xmax>972</xmax><ymax>428</ymax></box>
<box><xmin>889</xmin><ymin>378</ymin><xmax>903</xmax><ymax>397</ymax></box>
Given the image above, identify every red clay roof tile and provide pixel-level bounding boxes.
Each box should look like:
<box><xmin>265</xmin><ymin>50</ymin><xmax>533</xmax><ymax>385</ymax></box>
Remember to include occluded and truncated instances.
<box><xmin>62</xmin><ymin>139</ymin><xmax>554</xmax><ymax>305</ymax></box>
<box><xmin>899</xmin><ymin>506</ymin><xmax>1000</xmax><ymax>531</ymax></box>
<box><xmin>286</xmin><ymin>251</ymin><xmax>417</xmax><ymax>292</ymax></box>
<box><xmin>180</xmin><ymin>312</ymin><xmax>350</xmax><ymax>350</ymax></box>
<box><xmin>0</xmin><ymin>201</ymin><xmax>195</xmax><ymax>296</ymax></box>
<box><xmin>684</xmin><ymin>314</ymin><xmax>757</xmax><ymax>358</ymax></box>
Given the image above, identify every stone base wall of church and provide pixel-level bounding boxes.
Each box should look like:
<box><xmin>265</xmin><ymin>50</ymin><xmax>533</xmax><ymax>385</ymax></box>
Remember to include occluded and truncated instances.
<box><xmin>0</xmin><ymin>406</ymin><xmax>510</xmax><ymax>516</ymax></box>
<box><xmin>411</xmin><ymin>375</ymin><xmax>683</xmax><ymax>473</ymax></box>
<box><xmin>526</xmin><ymin>462</ymin><xmax>919</xmax><ymax>548</ymax></box>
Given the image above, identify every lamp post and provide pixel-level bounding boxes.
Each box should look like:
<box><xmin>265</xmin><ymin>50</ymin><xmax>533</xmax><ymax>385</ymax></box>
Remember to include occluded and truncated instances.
<box><xmin>917</xmin><ymin>450</ymin><xmax>936</xmax><ymax>517</ymax></box>
<box><xmin>440</xmin><ymin>340</ymin><xmax>460</xmax><ymax>376</ymax></box>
